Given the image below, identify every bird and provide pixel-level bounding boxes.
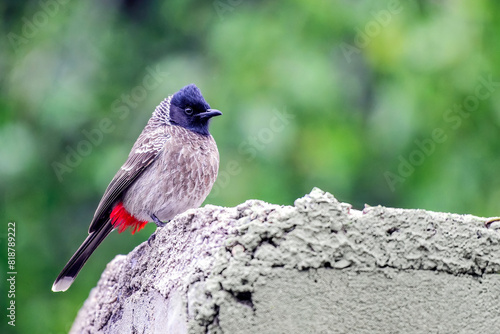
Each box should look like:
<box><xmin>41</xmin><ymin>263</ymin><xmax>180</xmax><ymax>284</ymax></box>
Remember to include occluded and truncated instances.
<box><xmin>52</xmin><ymin>84</ymin><xmax>222</xmax><ymax>292</ymax></box>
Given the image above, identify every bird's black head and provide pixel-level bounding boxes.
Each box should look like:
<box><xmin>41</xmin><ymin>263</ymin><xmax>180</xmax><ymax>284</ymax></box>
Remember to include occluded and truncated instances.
<box><xmin>169</xmin><ymin>84</ymin><xmax>222</xmax><ymax>136</ymax></box>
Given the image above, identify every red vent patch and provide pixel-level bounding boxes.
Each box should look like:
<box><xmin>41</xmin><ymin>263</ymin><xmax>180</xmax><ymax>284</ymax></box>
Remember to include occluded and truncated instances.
<box><xmin>110</xmin><ymin>202</ymin><xmax>148</xmax><ymax>234</ymax></box>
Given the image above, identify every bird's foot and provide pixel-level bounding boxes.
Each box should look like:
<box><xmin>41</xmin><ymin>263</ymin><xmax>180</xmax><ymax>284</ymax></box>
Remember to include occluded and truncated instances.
<box><xmin>485</xmin><ymin>217</ymin><xmax>500</xmax><ymax>228</ymax></box>
<box><xmin>147</xmin><ymin>233</ymin><xmax>156</xmax><ymax>247</ymax></box>
<box><xmin>151</xmin><ymin>214</ymin><xmax>168</xmax><ymax>228</ymax></box>
<box><xmin>148</xmin><ymin>214</ymin><xmax>169</xmax><ymax>247</ymax></box>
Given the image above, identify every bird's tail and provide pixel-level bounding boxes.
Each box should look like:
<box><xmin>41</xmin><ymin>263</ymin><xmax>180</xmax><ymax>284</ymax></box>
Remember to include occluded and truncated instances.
<box><xmin>52</xmin><ymin>221</ymin><xmax>114</xmax><ymax>292</ymax></box>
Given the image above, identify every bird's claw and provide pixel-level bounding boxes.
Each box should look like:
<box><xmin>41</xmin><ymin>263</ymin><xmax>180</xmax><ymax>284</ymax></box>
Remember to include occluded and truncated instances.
<box><xmin>147</xmin><ymin>233</ymin><xmax>156</xmax><ymax>247</ymax></box>
<box><xmin>485</xmin><ymin>217</ymin><xmax>500</xmax><ymax>229</ymax></box>
<box><xmin>148</xmin><ymin>214</ymin><xmax>168</xmax><ymax>246</ymax></box>
<box><xmin>151</xmin><ymin>214</ymin><xmax>168</xmax><ymax>228</ymax></box>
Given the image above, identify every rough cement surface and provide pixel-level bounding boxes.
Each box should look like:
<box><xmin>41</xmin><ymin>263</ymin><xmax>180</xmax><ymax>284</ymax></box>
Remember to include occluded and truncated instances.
<box><xmin>70</xmin><ymin>188</ymin><xmax>500</xmax><ymax>333</ymax></box>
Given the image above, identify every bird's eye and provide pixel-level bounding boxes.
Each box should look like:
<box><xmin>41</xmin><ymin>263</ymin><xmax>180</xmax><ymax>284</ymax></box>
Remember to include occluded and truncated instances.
<box><xmin>185</xmin><ymin>107</ymin><xmax>193</xmax><ymax>115</ymax></box>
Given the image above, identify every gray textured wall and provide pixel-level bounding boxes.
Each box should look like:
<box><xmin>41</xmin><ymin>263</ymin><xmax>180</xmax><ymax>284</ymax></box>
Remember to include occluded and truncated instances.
<box><xmin>70</xmin><ymin>188</ymin><xmax>500</xmax><ymax>333</ymax></box>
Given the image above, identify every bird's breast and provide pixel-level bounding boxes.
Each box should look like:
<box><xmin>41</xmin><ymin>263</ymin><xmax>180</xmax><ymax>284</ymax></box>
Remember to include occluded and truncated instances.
<box><xmin>122</xmin><ymin>125</ymin><xmax>219</xmax><ymax>222</ymax></box>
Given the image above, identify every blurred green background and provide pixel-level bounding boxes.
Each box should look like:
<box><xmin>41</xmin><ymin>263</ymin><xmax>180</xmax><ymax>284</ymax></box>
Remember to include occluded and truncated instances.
<box><xmin>2</xmin><ymin>0</ymin><xmax>500</xmax><ymax>332</ymax></box>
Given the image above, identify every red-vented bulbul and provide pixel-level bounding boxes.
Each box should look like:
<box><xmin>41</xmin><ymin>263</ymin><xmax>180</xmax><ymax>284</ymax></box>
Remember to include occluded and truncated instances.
<box><xmin>52</xmin><ymin>84</ymin><xmax>221</xmax><ymax>292</ymax></box>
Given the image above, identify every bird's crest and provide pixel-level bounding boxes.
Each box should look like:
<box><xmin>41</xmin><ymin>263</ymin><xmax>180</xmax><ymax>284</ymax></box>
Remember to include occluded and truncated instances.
<box><xmin>152</xmin><ymin>95</ymin><xmax>173</xmax><ymax>125</ymax></box>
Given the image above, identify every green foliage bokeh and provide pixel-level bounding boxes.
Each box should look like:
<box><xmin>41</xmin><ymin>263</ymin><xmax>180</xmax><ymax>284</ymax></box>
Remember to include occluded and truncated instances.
<box><xmin>1</xmin><ymin>0</ymin><xmax>500</xmax><ymax>332</ymax></box>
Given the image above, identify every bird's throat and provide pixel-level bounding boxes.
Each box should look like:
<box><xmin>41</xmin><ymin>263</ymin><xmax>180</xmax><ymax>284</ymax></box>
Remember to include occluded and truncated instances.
<box><xmin>110</xmin><ymin>202</ymin><xmax>148</xmax><ymax>234</ymax></box>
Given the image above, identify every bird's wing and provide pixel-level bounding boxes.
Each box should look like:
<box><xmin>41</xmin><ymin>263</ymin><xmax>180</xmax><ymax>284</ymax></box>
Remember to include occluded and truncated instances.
<box><xmin>88</xmin><ymin>127</ymin><xmax>170</xmax><ymax>233</ymax></box>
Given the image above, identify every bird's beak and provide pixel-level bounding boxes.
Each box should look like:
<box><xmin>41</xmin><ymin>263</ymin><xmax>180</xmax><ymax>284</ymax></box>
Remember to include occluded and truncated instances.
<box><xmin>197</xmin><ymin>109</ymin><xmax>222</xmax><ymax>119</ymax></box>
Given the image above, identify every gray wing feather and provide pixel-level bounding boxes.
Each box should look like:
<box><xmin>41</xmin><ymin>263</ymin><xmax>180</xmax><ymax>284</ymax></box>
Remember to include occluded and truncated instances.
<box><xmin>88</xmin><ymin>128</ymin><xmax>169</xmax><ymax>233</ymax></box>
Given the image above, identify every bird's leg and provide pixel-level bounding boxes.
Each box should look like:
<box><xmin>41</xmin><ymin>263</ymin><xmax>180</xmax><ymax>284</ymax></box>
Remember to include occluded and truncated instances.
<box><xmin>148</xmin><ymin>214</ymin><xmax>169</xmax><ymax>247</ymax></box>
<box><xmin>151</xmin><ymin>214</ymin><xmax>168</xmax><ymax>228</ymax></box>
